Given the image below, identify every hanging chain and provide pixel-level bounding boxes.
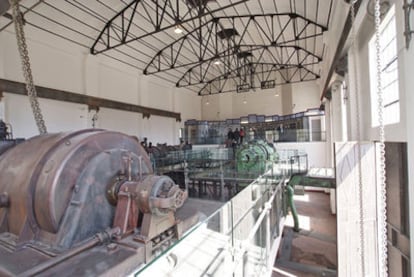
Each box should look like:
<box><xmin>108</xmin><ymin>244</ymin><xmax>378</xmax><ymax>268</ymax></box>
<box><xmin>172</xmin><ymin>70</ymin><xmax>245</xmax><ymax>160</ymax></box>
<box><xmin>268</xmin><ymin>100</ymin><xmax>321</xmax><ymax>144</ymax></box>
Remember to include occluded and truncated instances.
<box><xmin>350</xmin><ymin>1</ymin><xmax>365</xmax><ymax>276</ymax></box>
<box><xmin>10</xmin><ymin>0</ymin><xmax>47</xmax><ymax>134</ymax></box>
<box><xmin>374</xmin><ymin>0</ymin><xmax>388</xmax><ymax>275</ymax></box>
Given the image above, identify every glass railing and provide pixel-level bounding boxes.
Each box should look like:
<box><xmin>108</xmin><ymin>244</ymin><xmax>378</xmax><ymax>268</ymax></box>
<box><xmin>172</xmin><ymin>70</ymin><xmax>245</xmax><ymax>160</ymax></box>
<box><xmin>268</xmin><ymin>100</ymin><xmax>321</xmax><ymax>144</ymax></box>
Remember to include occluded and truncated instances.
<box><xmin>151</xmin><ymin>147</ymin><xmax>307</xmax><ymax>200</ymax></box>
<box><xmin>134</xmin><ymin>170</ymin><xmax>285</xmax><ymax>276</ymax></box>
<box><xmin>185</xmin><ymin>130</ymin><xmax>326</xmax><ymax>145</ymax></box>
<box><xmin>133</xmin><ymin>150</ymin><xmax>307</xmax><ymax>276</ymax></box>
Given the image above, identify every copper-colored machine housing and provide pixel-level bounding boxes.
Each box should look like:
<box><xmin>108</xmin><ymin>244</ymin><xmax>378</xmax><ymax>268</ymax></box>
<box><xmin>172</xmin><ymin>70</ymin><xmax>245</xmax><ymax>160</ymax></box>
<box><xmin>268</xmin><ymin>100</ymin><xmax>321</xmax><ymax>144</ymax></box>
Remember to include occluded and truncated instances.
<box><xmin>0</xmin><ymin>129</ymin><xmax>192</xmax><ymax>276</ymax></box>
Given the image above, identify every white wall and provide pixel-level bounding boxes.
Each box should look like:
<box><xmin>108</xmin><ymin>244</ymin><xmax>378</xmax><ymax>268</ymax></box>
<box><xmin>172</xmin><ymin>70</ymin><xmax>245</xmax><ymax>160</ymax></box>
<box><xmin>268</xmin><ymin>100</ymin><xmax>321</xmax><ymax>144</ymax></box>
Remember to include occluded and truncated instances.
<box><xmin>0</xmin><ymin>25</ymin><xmax>201</xmax><ymax>144</ymax></box>
<box><xmin>2</xmin><ymin>93</ymin><xmax>88</xmax><ymax>138</ymax></box>
<box><xmin>231</xmin><ymin>87</ymin><xmax>283</xmax><ymax>118</ymax></box>
<box><xmin>274</xmin><ymin>141</ymin><xmax>328</xmax><ymax>169</ymax></box>
<box><xmin>291</xmin><ymin>82</ymin><xmax>322</xmax><ymax>113</ymax></box>
<box><xmin>201</xmin><ymin>80</ymin><xmax>320</xmax><ymax>120</ymax></box>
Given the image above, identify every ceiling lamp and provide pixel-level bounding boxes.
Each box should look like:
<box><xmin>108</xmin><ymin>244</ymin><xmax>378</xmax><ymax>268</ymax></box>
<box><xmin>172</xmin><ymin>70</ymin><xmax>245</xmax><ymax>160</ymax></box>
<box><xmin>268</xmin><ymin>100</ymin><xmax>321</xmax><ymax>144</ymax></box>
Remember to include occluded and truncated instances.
<box><xmin>174</xmin><ymin>26</ymin><xmax>183</xmax><ymax>34</ymax></box>
<box><xmin>214</xmin><ymin>60</ymin><xmax>222</xmax><ymax>65</ymax></box>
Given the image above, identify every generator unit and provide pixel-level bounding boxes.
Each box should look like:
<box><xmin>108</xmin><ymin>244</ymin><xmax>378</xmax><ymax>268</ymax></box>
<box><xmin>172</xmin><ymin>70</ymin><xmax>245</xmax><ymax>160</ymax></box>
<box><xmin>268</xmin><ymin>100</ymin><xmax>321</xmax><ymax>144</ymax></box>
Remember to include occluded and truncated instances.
<box><xmin>0</xmin><ymin>129</ymin><xmax>195</xmax><ymax>276</ymax></box>
<box><xmin>235</xmin><ymin>140</ymin><xmax>277</xmax><ymax>177</ymax></box>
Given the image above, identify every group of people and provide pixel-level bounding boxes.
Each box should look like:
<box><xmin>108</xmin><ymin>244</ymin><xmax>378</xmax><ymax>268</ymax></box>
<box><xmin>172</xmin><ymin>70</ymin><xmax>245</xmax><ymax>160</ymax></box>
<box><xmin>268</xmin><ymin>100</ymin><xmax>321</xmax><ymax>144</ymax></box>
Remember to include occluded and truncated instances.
<box><xmin>227</xmin><ymin>127</ymin><xmax>245</xmax><ymax>147</ymax></box>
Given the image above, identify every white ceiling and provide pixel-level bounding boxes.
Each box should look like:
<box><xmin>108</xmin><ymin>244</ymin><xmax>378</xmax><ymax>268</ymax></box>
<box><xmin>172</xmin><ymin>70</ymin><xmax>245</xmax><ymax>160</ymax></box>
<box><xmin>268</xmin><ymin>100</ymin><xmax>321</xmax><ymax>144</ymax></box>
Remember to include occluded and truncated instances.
<box><xmin>0</xmin><ymin>0</ymin><xmax>348</xmax><ymax>95</ymax></box>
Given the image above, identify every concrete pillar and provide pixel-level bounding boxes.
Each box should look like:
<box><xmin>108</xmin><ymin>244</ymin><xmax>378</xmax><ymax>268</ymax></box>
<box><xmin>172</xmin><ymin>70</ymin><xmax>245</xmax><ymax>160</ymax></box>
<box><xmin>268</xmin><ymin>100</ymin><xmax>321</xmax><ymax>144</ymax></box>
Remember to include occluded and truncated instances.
<box><xmin>346</xmin><ymin>49</ymin><xmax>363</xmax><ymax>141</ymax></box>
<box><xmin>331</xmin><ymin>80</ymin><xmax>348</xmax><ymax>142</ymax></box>
<box><xmin>281</xmin><ymin>84</ymin><xmax>293</xmax><ymax>115</ymax></box>
<box><xmin>324</xmin><ymin>98</ymin><xmax>333</xmax><ymax>167</ymax></box>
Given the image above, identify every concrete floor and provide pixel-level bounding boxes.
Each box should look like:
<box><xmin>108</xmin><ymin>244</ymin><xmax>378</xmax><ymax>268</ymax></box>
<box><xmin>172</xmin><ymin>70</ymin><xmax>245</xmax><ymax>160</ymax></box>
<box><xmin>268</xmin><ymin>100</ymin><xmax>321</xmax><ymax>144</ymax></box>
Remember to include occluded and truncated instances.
<box><xmin>273</xmin><ymin>191</ymin><xmax>337</xmax><ymax>277</ymax></box>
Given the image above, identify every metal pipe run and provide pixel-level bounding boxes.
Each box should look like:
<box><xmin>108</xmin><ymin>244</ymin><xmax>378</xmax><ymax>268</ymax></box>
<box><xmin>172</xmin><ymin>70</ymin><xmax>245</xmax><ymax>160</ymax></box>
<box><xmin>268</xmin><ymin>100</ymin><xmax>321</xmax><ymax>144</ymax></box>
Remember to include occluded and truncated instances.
<box><xmin>20</xmin><ymin>227</ymin><xmax>120</xmax><ymax>276</ymax></box>
<box><xmin>286</xmin><ymin>185</ymin><xmax>299</xmax><ymax>232</ymax></box>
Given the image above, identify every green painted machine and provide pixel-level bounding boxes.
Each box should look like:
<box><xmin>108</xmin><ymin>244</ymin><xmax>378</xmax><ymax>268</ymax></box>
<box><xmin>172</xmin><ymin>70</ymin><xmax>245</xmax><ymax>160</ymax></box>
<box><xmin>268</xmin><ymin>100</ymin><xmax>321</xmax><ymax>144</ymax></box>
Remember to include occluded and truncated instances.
<box><xmin>235</xmin><ymin>141</ymin><xmax>277</xmax><ymax>177</ymax></box>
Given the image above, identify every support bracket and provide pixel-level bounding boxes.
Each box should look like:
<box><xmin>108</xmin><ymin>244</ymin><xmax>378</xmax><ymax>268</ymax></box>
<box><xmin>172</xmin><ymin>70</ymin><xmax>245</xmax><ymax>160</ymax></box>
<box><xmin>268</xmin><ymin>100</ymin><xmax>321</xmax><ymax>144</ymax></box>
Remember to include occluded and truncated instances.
<box><xmin>404</xmin><ymin>0</ymin><xmax>414</xmax><ymax>49</ymax></box>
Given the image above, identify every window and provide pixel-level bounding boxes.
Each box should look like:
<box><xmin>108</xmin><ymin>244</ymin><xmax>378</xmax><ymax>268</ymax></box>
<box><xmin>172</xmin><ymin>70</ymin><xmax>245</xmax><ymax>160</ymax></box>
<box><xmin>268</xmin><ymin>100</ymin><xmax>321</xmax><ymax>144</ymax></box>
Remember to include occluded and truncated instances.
<box><xmin>369</xmin><ymin>5</ymin><xmax>399</xmax><ymax>126</ymax></box>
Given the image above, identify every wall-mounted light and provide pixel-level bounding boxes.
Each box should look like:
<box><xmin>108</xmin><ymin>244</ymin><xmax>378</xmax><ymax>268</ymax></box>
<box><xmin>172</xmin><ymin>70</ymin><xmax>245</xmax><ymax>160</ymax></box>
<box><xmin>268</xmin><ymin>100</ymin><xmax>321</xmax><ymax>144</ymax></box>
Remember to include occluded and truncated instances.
<box><xmin>274</xmin><ymin>93</ymin><xmax>279</xmax><ymax>97</ymax></box>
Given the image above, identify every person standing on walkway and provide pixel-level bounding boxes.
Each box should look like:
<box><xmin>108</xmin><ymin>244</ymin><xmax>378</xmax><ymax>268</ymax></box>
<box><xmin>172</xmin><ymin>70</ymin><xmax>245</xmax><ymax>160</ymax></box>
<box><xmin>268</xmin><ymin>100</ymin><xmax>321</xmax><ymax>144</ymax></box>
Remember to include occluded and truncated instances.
<box><xmin>233</xmin><ymin>128</ymin><xmax>240</xmax><ymax>145</ymax></box>
<box><xmin>227</xmin><ymin>128</ymin><xmax>234</xmax><ymax>147</ymax></box>
<box><xmin>239</xmin><ymin>127</ymin><xmax>245</xmax><ymax>144</ymax></box>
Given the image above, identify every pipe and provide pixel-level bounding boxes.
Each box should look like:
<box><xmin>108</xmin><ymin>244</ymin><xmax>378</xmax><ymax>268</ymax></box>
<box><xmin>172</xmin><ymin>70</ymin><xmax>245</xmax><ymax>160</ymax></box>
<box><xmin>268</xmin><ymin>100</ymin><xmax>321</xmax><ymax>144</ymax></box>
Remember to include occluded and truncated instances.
<box><xmin>20</xmin><ymin>227</ymin><xmax>120</xmax><ymax>276</ymax></box>
<box><xmin>286</xmin><ymin>185</ymin><xmax>299</xmax><ymax>232</ymax></box>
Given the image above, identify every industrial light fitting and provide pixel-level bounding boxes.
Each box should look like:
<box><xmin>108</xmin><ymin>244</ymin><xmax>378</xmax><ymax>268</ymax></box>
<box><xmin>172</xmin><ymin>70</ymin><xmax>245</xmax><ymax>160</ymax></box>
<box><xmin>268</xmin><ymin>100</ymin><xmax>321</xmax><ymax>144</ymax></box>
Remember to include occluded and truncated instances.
<box><xmin>174</xmin><ymin>26</ymin><xmax>183</xmax><ymax>34</ymax></box>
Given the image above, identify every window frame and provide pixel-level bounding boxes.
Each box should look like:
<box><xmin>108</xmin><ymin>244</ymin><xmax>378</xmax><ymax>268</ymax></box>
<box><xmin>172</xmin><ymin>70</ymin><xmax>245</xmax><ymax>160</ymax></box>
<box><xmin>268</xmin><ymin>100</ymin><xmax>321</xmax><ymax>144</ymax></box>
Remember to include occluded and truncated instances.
<box><xmin>368</xmin><ymin>5</ymin><xmax>400</xmax><ymax>127</ymax></box>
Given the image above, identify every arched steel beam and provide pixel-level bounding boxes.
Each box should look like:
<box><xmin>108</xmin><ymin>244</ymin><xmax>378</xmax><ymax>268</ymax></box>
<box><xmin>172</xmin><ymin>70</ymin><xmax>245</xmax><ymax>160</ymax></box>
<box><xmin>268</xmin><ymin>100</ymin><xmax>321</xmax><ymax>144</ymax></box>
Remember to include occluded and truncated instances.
<box><xmin>90</xmin><ymin>0</ymin><xmax>248</xmax><ymax>55</ymax></box>
<box><xmin>143</xmin><ymin>13</ymin><xmax>327</xmax><ymax>74</ymax></box>
<box><xmin>176</xmin><ymin>44</ymin><xmax>323</xmax><ymax>87</ymax></box>
<box><xmin>198</xmin><ymin>63</ymin><xmax>320</xmax><ymax>95</ymax></box>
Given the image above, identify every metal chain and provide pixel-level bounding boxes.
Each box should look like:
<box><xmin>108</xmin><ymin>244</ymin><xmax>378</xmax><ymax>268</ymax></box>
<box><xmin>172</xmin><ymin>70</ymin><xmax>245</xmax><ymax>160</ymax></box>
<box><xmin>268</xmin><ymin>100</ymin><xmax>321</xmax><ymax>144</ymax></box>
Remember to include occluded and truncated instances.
<box><xmin>10</xmin><ymin>0</ymin><xmax>47</xmax><ymax>134</ymax></box>
<box><xmin>374</xmin><ymin>0</ymin><xmax>388</xmax><ymax>275</ymax></box>
<box><xmin>350</xmin><ymin>1</ymin><xmax>365</xmax><ymax>276</ymax></box>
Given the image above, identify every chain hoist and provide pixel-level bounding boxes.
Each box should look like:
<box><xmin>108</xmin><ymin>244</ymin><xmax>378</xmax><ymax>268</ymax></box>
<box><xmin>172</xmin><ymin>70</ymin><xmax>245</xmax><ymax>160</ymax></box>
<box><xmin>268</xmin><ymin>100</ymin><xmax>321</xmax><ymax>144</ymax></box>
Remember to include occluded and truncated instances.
<box><xmin>10</xmin><ymin>0</ymin><xmax>47</xmax><ymax>134</ymax></box>
<box><xmin>350</xmin><ymin>0</ymin><xmax>389</xmax><ymax>275</ymax></box>
<box><xmin>350</xmin><ymin>1</ymin><xmax>365</xmax><ymax>275</ymax></box>
<box><xmin>373</xmin><ymin>0</ymin><xmax>388</xmax><ymax>275</ymax></box>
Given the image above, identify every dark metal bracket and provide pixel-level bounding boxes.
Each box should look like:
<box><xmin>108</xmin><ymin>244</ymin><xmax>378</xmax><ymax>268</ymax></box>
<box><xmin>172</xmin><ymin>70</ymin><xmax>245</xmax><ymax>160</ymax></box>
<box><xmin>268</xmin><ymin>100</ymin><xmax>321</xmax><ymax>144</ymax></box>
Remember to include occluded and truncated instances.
<box><xmin>404</xmin><ymin>0</ymin><xmax>414</xmax><ymax>49</ymax></box>
<box><xmin>88</xmin><ymin>105</ymin><xmax>100</xmax><ymax>112</ymax></box>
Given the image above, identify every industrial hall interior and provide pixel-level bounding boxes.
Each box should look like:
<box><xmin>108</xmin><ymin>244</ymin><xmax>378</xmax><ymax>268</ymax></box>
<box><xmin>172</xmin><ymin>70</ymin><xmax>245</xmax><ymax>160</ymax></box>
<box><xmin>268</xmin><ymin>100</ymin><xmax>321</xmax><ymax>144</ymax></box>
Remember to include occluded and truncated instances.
<box><xmin>0</xmin><ymin>0</ymin><xmax>413</xmax><ymax>276</ymax></box>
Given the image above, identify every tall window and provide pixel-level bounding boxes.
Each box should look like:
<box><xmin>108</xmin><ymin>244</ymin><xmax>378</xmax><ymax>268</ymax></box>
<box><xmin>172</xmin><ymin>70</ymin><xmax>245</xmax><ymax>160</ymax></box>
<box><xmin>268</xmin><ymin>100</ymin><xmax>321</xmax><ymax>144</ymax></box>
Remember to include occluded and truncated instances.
<box><xmin>369</xmin><ymin>5</ymin><xmax>399</xmax><ymax>126</ymax></box>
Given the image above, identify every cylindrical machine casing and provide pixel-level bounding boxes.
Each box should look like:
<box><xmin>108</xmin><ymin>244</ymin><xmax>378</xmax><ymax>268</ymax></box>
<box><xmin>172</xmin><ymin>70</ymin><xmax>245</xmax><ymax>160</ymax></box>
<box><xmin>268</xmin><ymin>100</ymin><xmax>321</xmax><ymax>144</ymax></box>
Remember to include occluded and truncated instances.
<box><xmin>0</xmin><ymin>129</ymin><xmax>152</xmax><ymax>248</ymax></box>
